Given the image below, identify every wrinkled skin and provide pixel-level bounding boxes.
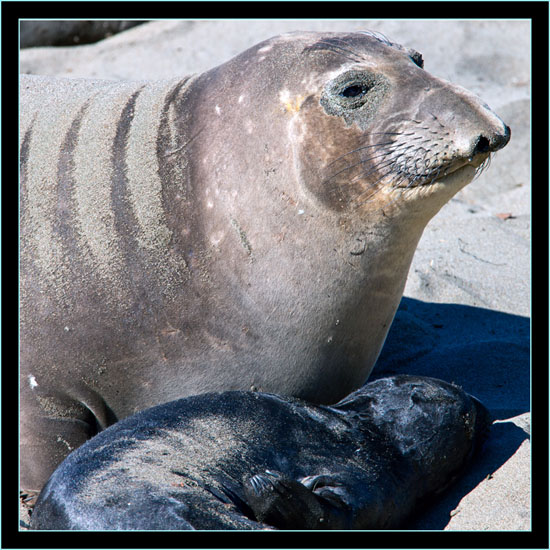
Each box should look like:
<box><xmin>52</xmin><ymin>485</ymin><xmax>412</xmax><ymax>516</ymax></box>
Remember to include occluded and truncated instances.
<box><xmin>20</xmin><ymin>31</ymin><xmax>509</xmax><ymax>493</ymax></box>
<box><xmin>30</xmin><ymin>375</ymin><xmax>491</xmax><ymax>530</ymax></box>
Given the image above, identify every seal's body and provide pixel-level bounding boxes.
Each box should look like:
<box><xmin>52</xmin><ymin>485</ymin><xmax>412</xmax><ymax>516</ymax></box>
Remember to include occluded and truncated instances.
<box><xmin>30</xmin><ymin>375</ymin><xmax>490</xmax><ymax>530</ymax></box>
<box><xmin>20</xmin><ymin>31</ymin><xmax>509</xmax><ymax>492</ymax></box>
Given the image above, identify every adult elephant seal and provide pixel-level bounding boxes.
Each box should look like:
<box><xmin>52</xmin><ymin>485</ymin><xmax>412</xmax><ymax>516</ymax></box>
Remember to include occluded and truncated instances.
<box><xmin>20</xmin><ymin>31</ymin><xmax>510</xmax><ymax>494</ymax></box>
<box><xmin>30</xmin><ymin>375</ymin><xmax>491</xmax><ymax>530</ymax></box>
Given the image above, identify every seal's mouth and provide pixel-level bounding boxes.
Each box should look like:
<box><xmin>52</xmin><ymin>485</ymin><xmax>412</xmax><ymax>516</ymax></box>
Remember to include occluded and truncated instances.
<box><xmin>395</xmin><ymin>152</ymin><xmax>491</xmax><ymax>189</ymax></box>
<box><xmin>432</xmin><ymin>154</ymin><xmax>491</xmax><ymax>186</ymax></box>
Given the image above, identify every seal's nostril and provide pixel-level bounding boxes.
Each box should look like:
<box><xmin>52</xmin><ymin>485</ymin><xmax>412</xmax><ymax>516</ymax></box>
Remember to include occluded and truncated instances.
<box><xmin>472</xmin><ymin>125</ymin><xmax>511</xmax><ymax>157</ymax></box>
<box><xmin>473</xmin><ymin>135</ymin><xmax>491</xmax><ymax>155</ymax></box>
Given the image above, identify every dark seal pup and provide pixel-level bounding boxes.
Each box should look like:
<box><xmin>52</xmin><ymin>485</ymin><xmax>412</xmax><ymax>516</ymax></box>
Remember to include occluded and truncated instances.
<box><xmin>20</xmin><ymin>31</ymin><xmax>509</xmax><ymax>494</ymax></box>
<box><xmin>30</xmin><ymin>375</ymin><xmax>491</xmax><ymax>530</ymax></box>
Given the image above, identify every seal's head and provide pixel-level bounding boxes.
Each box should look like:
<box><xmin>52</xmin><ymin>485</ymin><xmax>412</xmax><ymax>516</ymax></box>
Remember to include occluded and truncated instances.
<box><xmin>212</xmin><ymin>30</ymin><xmax>510</xmax><ymax>221</ymax></box>
<box><xmin>299</xmin><ymin>31</ymin><xmax>510</xmax><ymax>216</ymax></box>
<box><xmin>182</xmin><ymin>32</ymin><xmax>511</xmax><ymax>405</ymax></box>
<box><xmin>335</xmin><ymin>375</ymin><xmax>491</xmax><ymax>492</ymax></box>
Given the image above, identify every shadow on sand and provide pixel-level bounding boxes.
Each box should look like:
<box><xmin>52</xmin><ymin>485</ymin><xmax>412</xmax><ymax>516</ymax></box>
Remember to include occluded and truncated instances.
<box><xmin>372</xmin><ymin>296</ymin><xmax>531</xmax><ymax>530</ymax></box>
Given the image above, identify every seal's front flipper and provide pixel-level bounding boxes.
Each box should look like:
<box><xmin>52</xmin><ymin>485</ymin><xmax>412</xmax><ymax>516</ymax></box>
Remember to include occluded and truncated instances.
<box><xmin>244</xmin><ymin>470</ymin><xmax>352</xmax><ymax>529</ymax></box>
<box><xmin>300</xmin><ymin>473</ymin><xmax>354</xmax><ymax>507</ymax></box>
<box><xmin>20</xmin><ymin>385</ymin><xmax>117</xmax><ymax>494</ymax></box>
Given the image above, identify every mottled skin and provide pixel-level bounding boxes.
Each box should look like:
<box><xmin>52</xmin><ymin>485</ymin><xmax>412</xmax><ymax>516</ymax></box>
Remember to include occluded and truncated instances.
<box><xmin>30</xmin><ymin>375</ymin><xmax>491</xmax><ymax>530</ymax></box>
<box><xmin>19</xmin><ymin>31</ymin><xmax>509</xmax><ymax>493</ymax></box>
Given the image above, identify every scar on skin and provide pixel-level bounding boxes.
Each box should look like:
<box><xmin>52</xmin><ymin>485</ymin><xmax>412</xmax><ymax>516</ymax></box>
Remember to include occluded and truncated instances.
<box><xmin>230</xmin><ymin>218</ymin><xmax>253</xmax><ymax>257</ymax></box>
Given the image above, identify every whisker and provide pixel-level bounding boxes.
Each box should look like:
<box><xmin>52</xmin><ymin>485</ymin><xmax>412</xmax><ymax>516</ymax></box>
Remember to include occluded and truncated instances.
<box><xmin>473</xmin><ymin>155</ymin><xmax>492</xmax><ymax>181</ymax></box>
<box><xmin>427</xmin><ymin>167</ymin><xmax>443</xmax><ymax>185</ymax></box>
<box><xmin>368</xmin><ymin>131</ymin><xmax>413</xmax><ymax>137</ymax></box>
<box><xmin>336</xmin><ymin>154</ymin><xmax>402</xmax><ymax>189</ymax></box>
<box><xmin>324</xmin><ymin>131</ymin><xmax>418</xmax><ymax>167</ymax></box>
<box><xmin>328</xmin><ymin>135</ymin><xmax>421</xmax><ymax>174</ymax></box>
<box><xmin>357</xmin><ymin>164</ymin><xmax>398</xmax><ymax>194</ymax></box>
<box><xmin>325</xmin><ymin>140</ymin><xmax>396</xmax><ymax>169</ymax></box>
<box><xmin>325</xmin><ymin>147</ymin><xmax>397</xmax><ymax>180</ymax></box>
<box><xmin>306</xmin><ymin>39</ymin><xmax>367</xmax><ymax>64</ymax></box>
<box><xmin>319</xmin><ymin>37</ymin><xmax>368</xmax><ymax>58</ymax></box>
<box><xmin>357</xmin><ymin>30</ymin><xmax>394</xmax><ymax>47</ymax></box>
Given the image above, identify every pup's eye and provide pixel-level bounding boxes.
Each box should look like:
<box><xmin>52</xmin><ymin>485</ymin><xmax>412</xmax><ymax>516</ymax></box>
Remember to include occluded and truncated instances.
<box><xmin>340</xmin><ymin>84</ymin><xmax>366</xmax><ymax>98</ymax></box>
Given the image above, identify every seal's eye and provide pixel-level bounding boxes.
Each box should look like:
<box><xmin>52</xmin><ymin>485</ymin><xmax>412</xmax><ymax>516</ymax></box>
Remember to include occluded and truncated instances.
<box><xmin>331</xmin><ymin>75</ymin><xmax>377</xmax><ymax>110</ymax></box>
<box><xmin>321</xmin><ymin>70</ymin><xmax>389</xmax><ymax>125</ymax></box>
<box><xmin>341</xmin><ymin>85</ymin><xmax>366</xmax><ymax>98</ymax></box>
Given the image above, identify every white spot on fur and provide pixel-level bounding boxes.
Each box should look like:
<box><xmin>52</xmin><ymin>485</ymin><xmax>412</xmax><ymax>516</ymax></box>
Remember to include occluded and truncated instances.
<box><xmin>298</xmin><ymin>209</ymin><xmax>305</xmax><ymax>215</ymax></box>
<box><xmin>28</xmin><ymin>375</ymin><xmax>38</xmax><ymax>389</ymax></box>
<box><xmin>279</xmin><ymin>89</ymin><xmax>291</xmax><ymax>104</ymax></box>
<box><xmin>215</xmin><ymin>105</ymin><xmax>221</xmax><ymax>115</ymax></box>
<box><xmin>210</xmin><ymin>230</ymin><xmax>225</xmax><ymax>246</ymax></box>
<box><xmin>206</xmin><ymin>200</ymin><xmax>214</xmax><ymax>209</ymax></box>
<box><xmin>238</xmin><ymin>95</ymin><xmax>244</xmax><ymax>104</ymax></box>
